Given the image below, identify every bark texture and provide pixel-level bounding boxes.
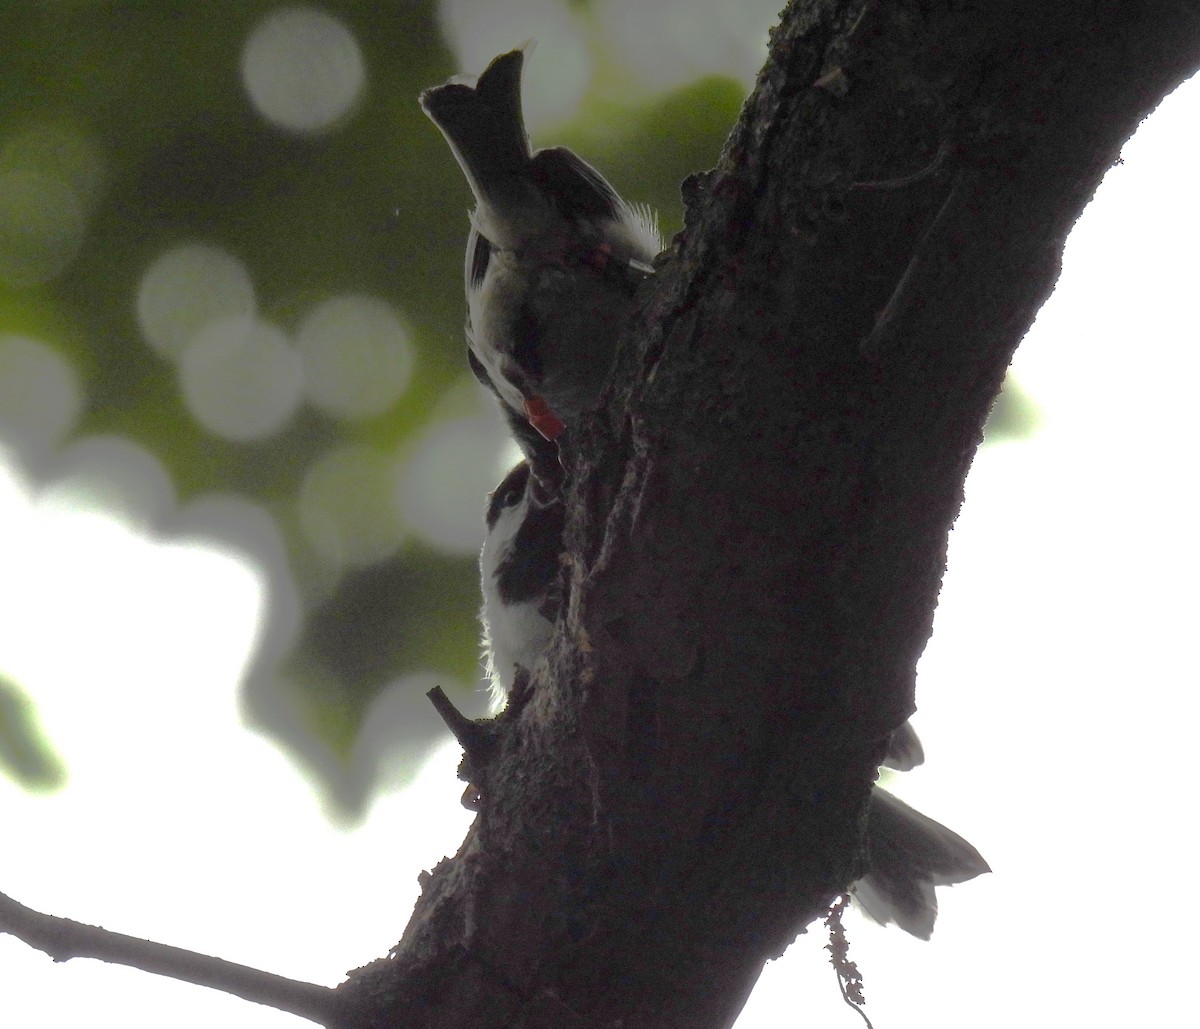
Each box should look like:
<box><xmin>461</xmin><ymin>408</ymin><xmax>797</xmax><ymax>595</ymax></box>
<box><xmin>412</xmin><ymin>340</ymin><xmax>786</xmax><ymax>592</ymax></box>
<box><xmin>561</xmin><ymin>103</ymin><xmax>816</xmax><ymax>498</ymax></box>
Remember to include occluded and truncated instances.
<box><xmin>337</xmin><ymin>2</ymin><xmax>1200</xmax><ymax>1027</ymax></box>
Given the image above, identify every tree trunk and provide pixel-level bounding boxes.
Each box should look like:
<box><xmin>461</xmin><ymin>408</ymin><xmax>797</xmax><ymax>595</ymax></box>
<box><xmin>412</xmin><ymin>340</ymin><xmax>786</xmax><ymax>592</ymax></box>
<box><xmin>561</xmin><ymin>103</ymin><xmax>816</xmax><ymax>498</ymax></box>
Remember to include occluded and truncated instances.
<box><xmin>337</xmin><ymin>3</ymin><xmax>1200</xmax><ymax>1027</ymax></box>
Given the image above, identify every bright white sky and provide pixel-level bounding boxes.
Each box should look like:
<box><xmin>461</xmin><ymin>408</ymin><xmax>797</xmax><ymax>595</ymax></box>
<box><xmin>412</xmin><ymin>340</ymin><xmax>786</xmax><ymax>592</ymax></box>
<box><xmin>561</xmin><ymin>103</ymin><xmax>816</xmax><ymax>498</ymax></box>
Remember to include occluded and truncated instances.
<box><xmin>3</xmin><ymin>38</ymin><xmax>1200</xmax><ymax>1029</ymax></box>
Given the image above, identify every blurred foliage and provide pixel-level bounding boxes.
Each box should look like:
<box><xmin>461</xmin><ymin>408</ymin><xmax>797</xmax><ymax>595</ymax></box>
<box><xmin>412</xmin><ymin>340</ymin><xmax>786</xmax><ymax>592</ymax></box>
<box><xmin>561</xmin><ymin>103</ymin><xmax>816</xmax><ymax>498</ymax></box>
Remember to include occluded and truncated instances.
<box><xmin>0</xmin><ymin>1</ymin><xmax>1037</xmax><ymax>812</ymax></box>
<box><xmin>0</xmin><ymin>673</ymin><xmax>66</xmax><ymax>792</ymax></box>
<box><xmin>984</xmin><ymin>376</ymin><xmax>1041</xmax><ymax>442</ymax></box>
<box><xmin>0</xmin><ymin>1</ymin><xmax>743</xmax><ymax>812</ymax></box>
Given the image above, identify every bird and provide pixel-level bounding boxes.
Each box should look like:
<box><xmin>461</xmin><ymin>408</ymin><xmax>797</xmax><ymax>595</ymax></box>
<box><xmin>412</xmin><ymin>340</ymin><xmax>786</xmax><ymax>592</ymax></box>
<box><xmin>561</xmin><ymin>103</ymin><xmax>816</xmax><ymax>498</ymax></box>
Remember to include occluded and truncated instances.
<box><xmin>478</xmin><ymin>457</ymin><xmax>989</xmax><ymax>938</ymax></box>
<box><xmin>421</xmin><ymin>46</ymin><xmax>661</xmax><ymax>459</ymax></box>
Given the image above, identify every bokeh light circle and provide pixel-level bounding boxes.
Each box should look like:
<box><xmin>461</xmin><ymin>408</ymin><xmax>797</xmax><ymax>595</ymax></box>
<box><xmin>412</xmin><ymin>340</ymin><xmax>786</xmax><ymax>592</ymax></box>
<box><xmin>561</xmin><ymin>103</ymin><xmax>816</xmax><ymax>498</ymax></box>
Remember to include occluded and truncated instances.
<box><xmin>297</xmin><ymin>295</ymin><xmax>415</xmax><ymax>420</ymax></box>
<box><xmin>0</xmin><ymin>122</ymin><xmax>101</xmax><ymax>289</ymax></box>
<box><xmin>136</xmin><ymin>242</ymin><xmax>257</xmax><ymax>360</ymax></box>
<box><xmin>596</xmin><ymin>0</ymin><xmax>783</xmax><ymax>91</ymax></box>
<box><xmin>0</xmin><ymin>122</ymin><xmax>104</xmax><ymax>205</ymax></box>
<box><xmin>241</xmin><ymin>6</ymin><xmax>366</xmax><ymax>135</ymax></box>
<box><xmin>0</xmin><ymin>170</ymin><xmax>85</xmax><ymax>288</ymax></box>
<box><xmin>438</xmin><ymin>0</ymin><xmax>591</xmax><ymax>126</ymax></box>
<box><xmin>179</xmin><ymin>316</ymin><xmax>304</xmax><ymax>441</ymax></box>
<box><xmin>42</xmin><ymin>436</ymin><xmax>176</xmax><ymax>529</ymax></box>
<box><xmin>396</xmin><ymin>414</ymin><xmax>517</xmax><ymax>554</ymax></box>
<box><xmin>298</xmin><ymin>444</ymin><xmax>405</xmax><ymax>569</ymax></box>
<box><xmin>0</xmin><ymin>335</ymin><xmax>84</xmax><ymax>458</ymax></box>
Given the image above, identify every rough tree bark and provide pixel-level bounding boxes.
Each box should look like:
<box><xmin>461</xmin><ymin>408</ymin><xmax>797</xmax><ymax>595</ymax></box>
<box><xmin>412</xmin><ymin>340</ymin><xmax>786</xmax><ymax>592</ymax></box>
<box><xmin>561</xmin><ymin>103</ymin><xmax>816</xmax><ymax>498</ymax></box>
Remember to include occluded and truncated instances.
<box><xmin>335</xmin><ymin>3</ymin><xmax>1200</xmax><ymax>1027</ymax></box>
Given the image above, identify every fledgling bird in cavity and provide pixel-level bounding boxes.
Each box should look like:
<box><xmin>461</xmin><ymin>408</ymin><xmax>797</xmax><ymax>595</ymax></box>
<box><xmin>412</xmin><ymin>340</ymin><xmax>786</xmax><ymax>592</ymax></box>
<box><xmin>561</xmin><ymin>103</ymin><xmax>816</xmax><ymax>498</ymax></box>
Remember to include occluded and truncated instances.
<box><xmin>420</xmin><ymin>46</ymin><xmax>661</xmax><ymax>456</ymax></box>
<box><xmin>479</xmin><ymin>459</ymin><xmax>989</xmax><ymax>939</ymax></box>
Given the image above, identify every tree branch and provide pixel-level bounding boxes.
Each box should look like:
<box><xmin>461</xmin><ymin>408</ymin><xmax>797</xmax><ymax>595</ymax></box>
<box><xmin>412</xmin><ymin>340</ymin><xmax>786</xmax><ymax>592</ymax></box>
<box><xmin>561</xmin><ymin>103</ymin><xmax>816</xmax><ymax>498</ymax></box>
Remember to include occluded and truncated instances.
<box><xmin>332</xmin><ymin>3</ymin><xmax>1200</xmax><ymax>1027</ymax></box>
<box><xmin>0</xmin><ymin>890</ymin><xmax>340</xmax><ymax>1025</ymax></box>
<box><xmin>13</xmin><ymin>3</ymin><xmax>1199</xmax><ymax>1028</ymax></box>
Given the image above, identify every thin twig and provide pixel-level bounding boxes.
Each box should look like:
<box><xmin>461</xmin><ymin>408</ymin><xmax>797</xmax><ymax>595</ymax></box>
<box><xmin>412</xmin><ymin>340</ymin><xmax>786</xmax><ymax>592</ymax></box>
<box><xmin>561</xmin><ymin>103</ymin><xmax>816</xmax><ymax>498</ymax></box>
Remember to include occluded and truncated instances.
<box><xmin>427</xmin><ymin>684</ymin><xmax>492</xmax><ymax>757</ymax></box>
<box><xmin>0</xmin><ymin>890</ymin><xmax>341</xmax><ymax>1025</ymax></box>
<box><xmin>427</xmin><ymin>685</ymin><xmax>502</xmax><ymax>809</ymax></box>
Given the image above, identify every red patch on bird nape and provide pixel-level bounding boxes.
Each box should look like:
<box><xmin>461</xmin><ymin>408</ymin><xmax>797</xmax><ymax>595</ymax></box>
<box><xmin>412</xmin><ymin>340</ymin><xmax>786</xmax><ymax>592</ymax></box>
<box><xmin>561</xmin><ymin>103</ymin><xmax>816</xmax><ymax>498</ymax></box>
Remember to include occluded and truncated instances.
<box><xmin>524</xmin><ymin>395</ymin><xmax>566</xmax><ymax>441</ymax></box>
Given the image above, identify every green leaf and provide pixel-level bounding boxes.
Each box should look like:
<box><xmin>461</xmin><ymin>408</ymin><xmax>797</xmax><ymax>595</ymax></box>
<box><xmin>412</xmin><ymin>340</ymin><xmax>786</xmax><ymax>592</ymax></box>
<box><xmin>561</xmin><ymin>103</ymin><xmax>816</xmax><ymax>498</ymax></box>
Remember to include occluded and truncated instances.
<box><xmin>0</xmin><ymin>673</ymin><xmax>67</xmax><ymax>792</ymax></box>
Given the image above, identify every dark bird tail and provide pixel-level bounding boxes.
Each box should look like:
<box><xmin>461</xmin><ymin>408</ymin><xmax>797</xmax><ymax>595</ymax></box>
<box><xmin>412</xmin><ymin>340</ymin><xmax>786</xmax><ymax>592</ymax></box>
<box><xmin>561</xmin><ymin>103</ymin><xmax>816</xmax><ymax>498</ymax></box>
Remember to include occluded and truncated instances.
<box><xmin>853</xmin><ymin>788</ymin><xmax>990</xmax><ymax>939</ymax></box>
<box><xmin>419</xmin><ymin>48</ymin><xmax>532</xmax><ymax>219</ymax></box>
